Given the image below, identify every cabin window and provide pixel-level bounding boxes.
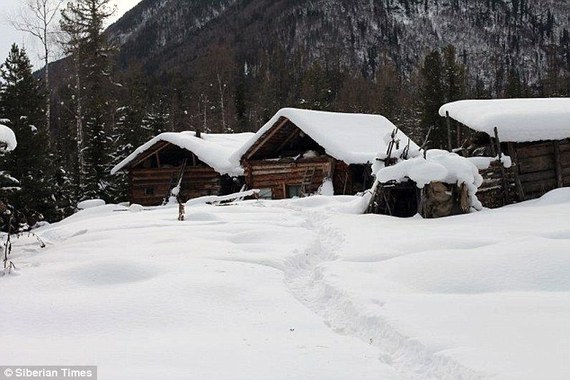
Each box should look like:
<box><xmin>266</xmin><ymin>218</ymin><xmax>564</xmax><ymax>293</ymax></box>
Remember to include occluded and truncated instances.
<box><xmin>144</xmin><ymin>187</ymin><xmax>155</xmax><ymax>196</ymax></box>
<box><xmin>258</xmin><ymin>188</ymin><xmax>273</xmax><ymax>199</ymax></box>
<box><xmin>286</xmin><ymin>185</ymin><xmax>302</xmax><ymax>198</ymax></box>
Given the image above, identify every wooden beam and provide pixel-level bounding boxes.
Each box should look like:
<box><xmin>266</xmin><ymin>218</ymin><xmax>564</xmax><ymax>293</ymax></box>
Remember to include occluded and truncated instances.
<box><xmin>554</xmin><ymin>140</ymin><xmax>564</xmax><ymax>187</ymax></box>
<box><xmin>507</xmin><ymin>143</ymin><xmax>526</xmax><ymax>201</ymax></box>
<box><xmin>245</xmin><ymin>117</ymin><xmax>291</xmax><ymax>161</ymax></box>
<box><xmin>129</xmin><ymin>141</ymin><xmax>169</xmax><ymax>169</ymax></box>
<box><xmin>494</xmin><ymin>127</ymin><xmax>510</xmax><ymax>205</ymax></box>
<box><xmin>275</xmin><ymin>127</ymin><xmax>301</xmax><ymax>154</ymax></box>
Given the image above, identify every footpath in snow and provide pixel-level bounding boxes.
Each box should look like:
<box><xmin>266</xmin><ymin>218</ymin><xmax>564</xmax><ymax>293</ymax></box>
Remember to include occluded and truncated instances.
<box><xmin>1</xmin><ymin>190</ymin><xmax>569</xmax><ymax>380</ymax></box>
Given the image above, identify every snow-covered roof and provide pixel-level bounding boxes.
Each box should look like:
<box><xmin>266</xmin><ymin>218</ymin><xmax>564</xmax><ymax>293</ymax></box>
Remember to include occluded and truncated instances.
<box><xmin>439</xmin><ymin>98</ymin><xmax>570</xmax><ymax>143</ymax></box>
<box><xmin>232</xmin><ymin>108</ymin><xmax>419</xmax><ymax>165</ymax></box>
<box><xmin>0</xmin><ymin>124</ymin><xmax>17</xmax><ymax>152</ymax></box>
<box><xmin>111</xmin><ymin>132</ymin><xmax>255</xmax><ymax>176</ymax></box>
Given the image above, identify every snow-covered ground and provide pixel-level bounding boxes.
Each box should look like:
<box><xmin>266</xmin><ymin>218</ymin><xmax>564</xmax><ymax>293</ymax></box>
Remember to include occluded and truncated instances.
<box><xmin>2</xmin><ymin>190</ymin><xmax>569</xmax><ymax>379</ymax></box>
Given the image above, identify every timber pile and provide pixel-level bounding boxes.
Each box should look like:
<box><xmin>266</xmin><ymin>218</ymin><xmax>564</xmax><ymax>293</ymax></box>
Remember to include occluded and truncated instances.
<box><xmin>420</xmin><ymin>182</ymin><xmax>470</xmax><ymax>218</ymax></box>
<box><xmin>477</xmin><ymin>161</ymin><xmax>517</xmax><ymax>208</ymax></box>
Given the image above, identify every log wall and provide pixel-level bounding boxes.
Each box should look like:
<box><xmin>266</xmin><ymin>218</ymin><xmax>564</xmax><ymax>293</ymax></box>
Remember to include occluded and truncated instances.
<box><xmin>512</xmin><ymin>139</ymin><xmax>570</xmax><ymax>200</ymax></box>
<box><xmin>244</xmin><ymin>158</ymin><xmax>334</xmax><ymax>199</ymax></box>
<box><xmin>130</xmin><ymin>166</ymin><xmax>222</xmax><ymax>206</ymax></box>
<box><xmin>477</xmin><ymin>139</ymin><xmax>570</xmax><ymax>208</ymax></box>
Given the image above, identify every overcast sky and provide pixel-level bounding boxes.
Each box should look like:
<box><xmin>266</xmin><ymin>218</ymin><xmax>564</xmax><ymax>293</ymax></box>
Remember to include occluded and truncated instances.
<box><xmin>0</xmin><ymin>0</ymin><xmax>142</xmax><ymax>69</ymax></box>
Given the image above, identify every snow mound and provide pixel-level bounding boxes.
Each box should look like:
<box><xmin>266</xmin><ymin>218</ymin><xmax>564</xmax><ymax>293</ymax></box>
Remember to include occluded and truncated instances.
<box><xmin>77</xmin><ymin>199</ymin><xmax>106</xmax><ymax>210</ymax></box>
<box><xmin>532</xmin><ymin>188</ymin><xmax>570</xmax><ymax>206</ymax></box>
<box><xmin>129</xmin><ymin>204</ymin><xmax>144</xmax><ymax>212</ymax></box>
<box><xmin>371</xmin><ymin>239</ymin><xmax>570</xmax><ymax>294</ymax></box>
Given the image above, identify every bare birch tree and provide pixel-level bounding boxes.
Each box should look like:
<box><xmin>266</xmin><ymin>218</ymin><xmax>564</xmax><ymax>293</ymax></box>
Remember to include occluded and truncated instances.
<box><xmin>10</xmin><ymin>0</ymin><xmax>66</xmax><ymax>133</ymax></box>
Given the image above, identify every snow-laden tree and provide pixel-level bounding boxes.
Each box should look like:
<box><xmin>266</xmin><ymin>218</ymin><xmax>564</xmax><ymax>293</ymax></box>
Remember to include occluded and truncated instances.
<box><xmin>60</xmin><ymin>0</ymin><xmax>117</xmax><ymax>201</ymax></box>
<box><xmin>0</xmin><ymin>44</ymin><xmax>60</xmax><ymax>225</ymax></box>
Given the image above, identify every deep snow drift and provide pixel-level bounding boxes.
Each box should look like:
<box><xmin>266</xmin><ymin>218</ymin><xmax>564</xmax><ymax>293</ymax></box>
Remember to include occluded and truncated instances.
<box><xmin>1</xmin><ymin>190</ymin><xmax>569</xmax><ymax>380</ymax></box>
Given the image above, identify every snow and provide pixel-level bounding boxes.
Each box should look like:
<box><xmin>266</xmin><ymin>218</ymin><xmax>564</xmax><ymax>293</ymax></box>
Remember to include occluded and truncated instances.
<box><xmin>439</xmin><ymin>98</ymin><xmax>570</xmax><ymax>143</ymax></box>
<box><xmin>76</xmin><ymin>199</ymin><xmax>106</xmax><ymax>210</ymax></box>
<box><xmin>231</xmin><ymin>108</ymin><xmax>420</xmax><ymax>165</ymax></box>
<box><xmin>111</xmin><ymin>132</ymin><xmax>255</xmax><ymax>176</ymax></box>
<box><xmin>318</xmin><ymin>178</ymin><xmax>334</xmax><ymax>196</ymax></box>
<box><xmin>375</xmin><ymin>150</ymin><xmax>484</xmax><ymax>209</ymax></box>
<box><xmin>2</xmin><ymin>190</ymin><xmax>570</xmax><ymax>379</ymax></box>
<box><xmin>0</xmin><ymin>123</ymin><xmax>17</xmax><ymax>151</ymax></box>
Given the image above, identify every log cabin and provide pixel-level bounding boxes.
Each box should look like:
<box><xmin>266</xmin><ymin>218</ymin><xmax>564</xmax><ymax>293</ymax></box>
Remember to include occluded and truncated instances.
<box><xmin>440</xmin><ymin>98</ymin><xmax>570</xmax><ymax>207</ymax></box>
<box><xmin>231</xmin><ymin>108</ymin><xmax>419</xmax><ymax>199</ymax></box>
<box><xmin>111</xmin><ymin>131</ymin><xmax>254</xmax><ymax>206</ymax></box>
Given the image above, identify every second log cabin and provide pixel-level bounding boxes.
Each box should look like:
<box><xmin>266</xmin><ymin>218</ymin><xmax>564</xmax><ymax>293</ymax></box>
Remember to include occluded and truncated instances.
<box><xmin>232</xmin><ymin>108</ymin><xmax>419</xmax><ymax>199</ymax></box>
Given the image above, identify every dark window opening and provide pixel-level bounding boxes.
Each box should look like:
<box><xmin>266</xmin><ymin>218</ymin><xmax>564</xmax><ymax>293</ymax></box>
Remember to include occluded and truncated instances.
<box><xmin>286</xmin><ymin>184</ymin><xmax>302</xmax><ymax>198</ymax></box>
<box><xmin>349</xmin><ymin>164</ymin><xmax>373</xmax><ymax>193</ymax></box>
<box><xmin>145</xmin><ymin>187</ymin><xmax>155</xmax><ymax>196</ymax></box>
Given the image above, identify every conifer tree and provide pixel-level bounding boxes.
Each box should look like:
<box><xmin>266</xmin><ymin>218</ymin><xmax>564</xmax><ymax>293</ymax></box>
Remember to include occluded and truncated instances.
<box><xmin>0</xmin><ymin>44</ymin><xmax>59</xmax><ymax>223</ymax></box>
<box><xmin>419</xmin><ymin>50</ymin><xmax>445</xmax><ymax>149</ymax></box>
<box><xmin>60</xmin><ymin>0</ymin><xmax>116</xmax><ymax>201</ymax></box>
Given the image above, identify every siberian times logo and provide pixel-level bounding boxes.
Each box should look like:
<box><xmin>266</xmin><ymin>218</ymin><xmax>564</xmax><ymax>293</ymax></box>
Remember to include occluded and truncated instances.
<box><xmin>0</xmin><ymin>366</ymin><xmax>97</xmax><ymax>379</ymax></box>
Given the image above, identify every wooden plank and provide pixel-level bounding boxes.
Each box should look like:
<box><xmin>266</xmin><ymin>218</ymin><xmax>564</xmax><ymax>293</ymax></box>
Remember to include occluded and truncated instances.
<box><xmin>515</xmin><ymin>142</ymin><xmax>554</xmax><ymax>158</ymax></box>
<box><xmin>129</xmin><ymin>141</ymin><xmax>170</xmax><ymax>169</ymax></box>
<box><xmin>518</xmin><ymin>170</ymin><xmax>557</xmax><ymax>184</ymax></box>
<box><xmin>554</xmin><ymin>141</ymin><xmax>564</xmax><ymax>187</ymax></box>
<box><xmin>558</xmin><ymin>140</ymin><xmax>570</xmax><ymax>153</ymax></box>
<box><xmin>517</xmin><ymin>155</ymin><xmax>555</xmax><ymax>174</ymax></box>
<box><xmin>244</xmin><ymin>117</ymin><xmax>290</xmax><ymax>160</ymax></box>
<box><xmin>560</xmin><ymin>151</ymin><xmax>570</xmax><ymax>168</ymax></box>
<box><xmin>521</xmin><ymin>178</ymin><xmax>557</xmax><ymax>197</ymax></box>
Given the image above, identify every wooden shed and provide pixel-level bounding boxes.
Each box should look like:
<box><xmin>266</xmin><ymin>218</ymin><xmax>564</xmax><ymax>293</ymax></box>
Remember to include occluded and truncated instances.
<box><xmin>231</xmin><ymin>108</ymin><xmax>418</xmax><ymax>199</ymax></box>
<box><xmin>440</xmin><ymin>98</ymin><xmax>570</xmax><ymax>207</ymax></box>
<box><xmin>111</xmin><ymin>131</ymin><xmax>254</xmax><ymax>206</ymax></box>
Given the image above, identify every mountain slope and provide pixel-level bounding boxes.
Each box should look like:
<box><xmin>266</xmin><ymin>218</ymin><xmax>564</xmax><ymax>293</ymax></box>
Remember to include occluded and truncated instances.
<box><xmin>108</xmin><ymin>0</ymin><xmax>570</xmax><ymax>85</ymax></box>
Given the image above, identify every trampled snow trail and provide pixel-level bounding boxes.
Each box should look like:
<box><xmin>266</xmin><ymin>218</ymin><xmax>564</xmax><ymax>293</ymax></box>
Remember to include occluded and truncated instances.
<box><xmin>283</xmin><ymin>210</ymin><xmax>483</xmax><ymax>380</ymax></box>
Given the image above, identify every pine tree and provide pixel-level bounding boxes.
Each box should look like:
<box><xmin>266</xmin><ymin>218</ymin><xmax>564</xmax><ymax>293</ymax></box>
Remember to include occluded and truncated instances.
<box><xmin>60</xmin><ymin>0</ymin><xmax>117</xmax><ymax>201</ymax></box>
<box><xmin>0</xmin><ymin>44</ymin><xmax>59</xmax><ymax>224</ymax></box>
<box><xmin>419</xmin><ymin>50</ymin><xmax>445</xmax><ymax>149</ymax></box>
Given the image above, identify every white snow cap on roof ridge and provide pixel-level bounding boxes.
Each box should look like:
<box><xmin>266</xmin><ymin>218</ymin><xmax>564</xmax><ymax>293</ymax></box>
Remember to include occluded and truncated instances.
<box><xmin>111</xmin><ymin>131</ymin><xmax>255</xmax><ymax>176</ymax></box>
<box><xmin>439</xmin><ymin>98</ymin><xmax>570</xmax><ymax>143</ymax></box>
<box><xmin>231</xmin><ymin>108</ymin><xmax>419</xmax><ymax>165</ymax></box>
<box><xmin>0</xmin><ymin>124</ymin><xmax>17</xmax><ymax>152</ymax></box>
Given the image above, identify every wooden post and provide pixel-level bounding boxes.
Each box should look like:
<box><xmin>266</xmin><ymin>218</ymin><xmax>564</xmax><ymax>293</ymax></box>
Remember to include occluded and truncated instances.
<box><xmin>494</xmin><ymin>127</ymin><xmax>510</xmax><ymax>205</ymax></box>
<box><xmin>446</xmin><ymin>111</ymin><xmax>452</xmax><ymax>152</ymax></box>
<box><xmin>507</xmin><ymin>142</ymin><xmax>526</xmax><ymax>201</ymax></box>
<box><xmin>554</xmin><ymin>141</ymin><xmax>564</xmax><ymax>188</ymax></box>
